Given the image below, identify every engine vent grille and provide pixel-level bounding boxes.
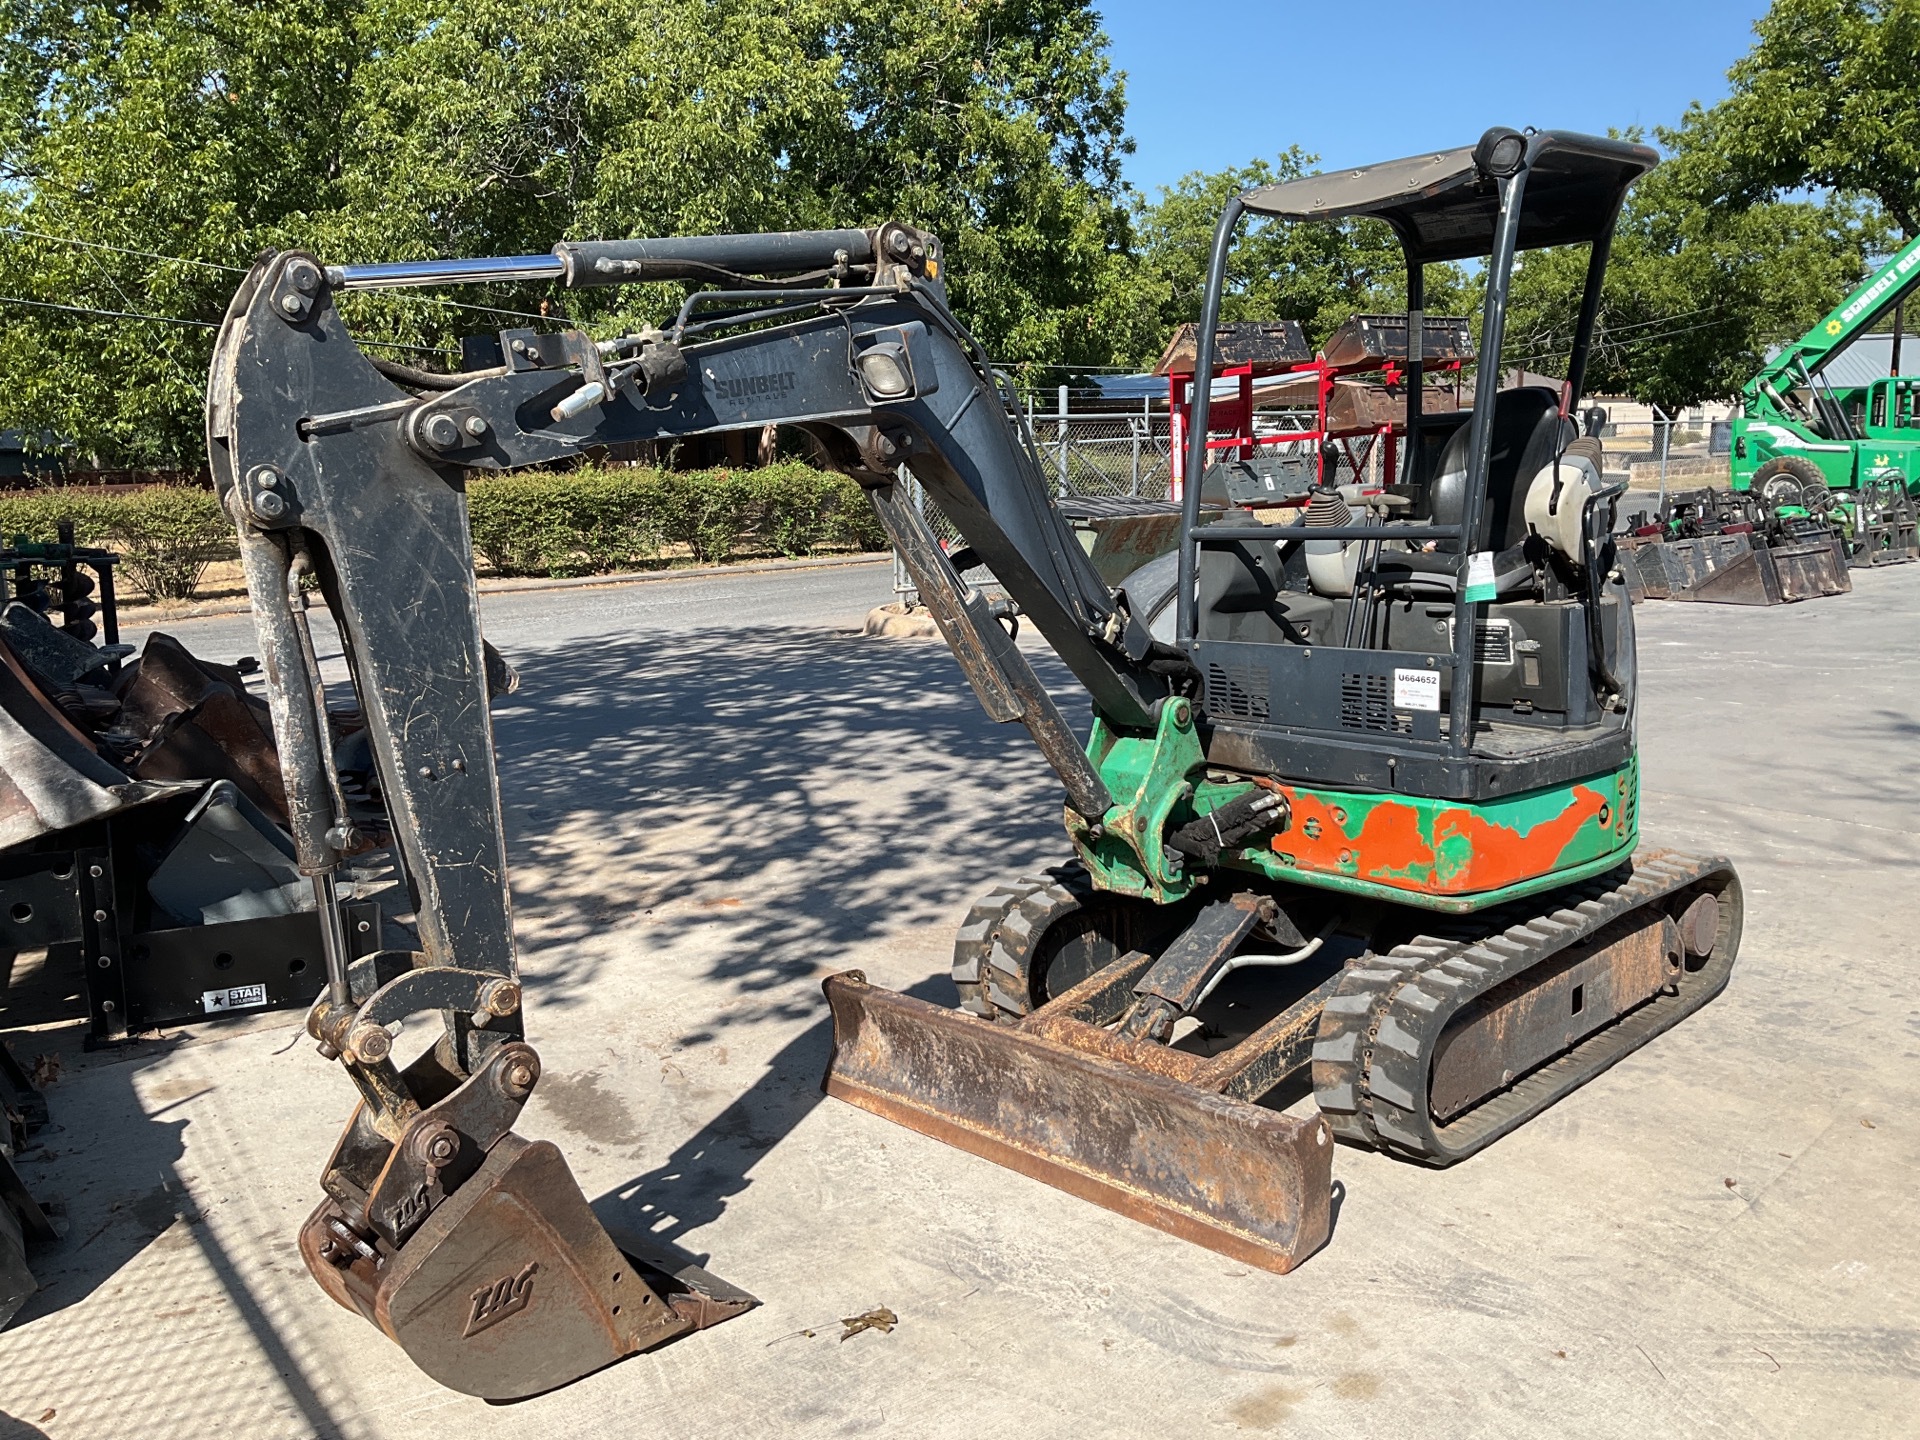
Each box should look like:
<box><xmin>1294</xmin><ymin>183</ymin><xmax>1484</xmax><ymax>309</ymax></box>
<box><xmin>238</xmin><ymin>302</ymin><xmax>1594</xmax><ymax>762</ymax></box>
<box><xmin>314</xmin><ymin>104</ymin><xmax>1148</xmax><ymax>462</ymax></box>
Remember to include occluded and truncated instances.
<box><xmin>1339</xmin><ymin>672</ymin><xmax>1411</xmax><ymax>733</ymax></box>
<box><xmin>1207</xmin><ymin>662</ymin><xmax>1270</xmax><ymax>720</ymax></box>
<box><xmin>1445</xmin><ymin>619</ymin><xmax>1516</xmax><ymax>665</ymax></box>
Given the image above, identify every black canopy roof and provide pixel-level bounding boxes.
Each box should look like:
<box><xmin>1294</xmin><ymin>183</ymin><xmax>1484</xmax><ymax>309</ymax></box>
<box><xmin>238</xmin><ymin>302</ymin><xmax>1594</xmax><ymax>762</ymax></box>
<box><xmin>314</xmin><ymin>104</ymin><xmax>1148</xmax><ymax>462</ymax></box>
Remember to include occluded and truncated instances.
<box><xmin>1238</xmin><ymin>130</ymin><xmax>1658</xmax><ymax>263</ymax></box>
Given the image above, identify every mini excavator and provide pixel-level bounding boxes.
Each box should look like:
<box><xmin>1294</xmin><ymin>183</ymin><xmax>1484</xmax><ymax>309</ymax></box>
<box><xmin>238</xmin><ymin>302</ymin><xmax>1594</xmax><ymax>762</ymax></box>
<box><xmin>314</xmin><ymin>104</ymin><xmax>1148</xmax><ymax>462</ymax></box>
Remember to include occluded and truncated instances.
<box><xmin>207</xmin><ymin>125</ymin><xmax>1741</xmax><ymax>1395</ymax></box>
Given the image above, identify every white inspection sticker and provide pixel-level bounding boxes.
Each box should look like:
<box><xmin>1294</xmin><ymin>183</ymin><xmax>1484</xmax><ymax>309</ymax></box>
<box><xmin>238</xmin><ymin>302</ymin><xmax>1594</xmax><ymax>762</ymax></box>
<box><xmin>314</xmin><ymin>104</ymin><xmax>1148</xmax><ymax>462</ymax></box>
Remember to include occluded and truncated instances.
<box><xmin>201</xmin><ymin>983</ymin><xmax>269</xmax><ymax>1014</ymax></box>
<box><xmin>1463</xmin><ymin>550</ymin><xmax>1498</xmax><ymax>602</ymax></box>
<box><xmin>1393</xmin><ymin>667</ymin><xmax>1441</xmax><ymax>712</ymax></box>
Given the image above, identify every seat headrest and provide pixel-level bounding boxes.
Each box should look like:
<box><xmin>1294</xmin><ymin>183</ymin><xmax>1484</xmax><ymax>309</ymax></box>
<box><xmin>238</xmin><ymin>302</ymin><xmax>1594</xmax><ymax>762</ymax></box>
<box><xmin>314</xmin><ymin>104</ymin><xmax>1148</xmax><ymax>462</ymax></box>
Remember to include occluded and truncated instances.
<box><xmin>1429</xmin><ymin>388</ymin><xmax>1568</xmax><ymax>550</ymax></box>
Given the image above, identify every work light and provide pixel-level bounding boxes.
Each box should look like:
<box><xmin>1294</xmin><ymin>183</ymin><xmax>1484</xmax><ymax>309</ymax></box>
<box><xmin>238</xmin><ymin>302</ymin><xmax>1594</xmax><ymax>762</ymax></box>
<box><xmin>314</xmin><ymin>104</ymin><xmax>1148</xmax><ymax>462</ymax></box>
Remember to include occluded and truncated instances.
<box><xmin>857</xmin><ymin>342</ymin><xmax>914</xmax><ymax>400</ymax></box>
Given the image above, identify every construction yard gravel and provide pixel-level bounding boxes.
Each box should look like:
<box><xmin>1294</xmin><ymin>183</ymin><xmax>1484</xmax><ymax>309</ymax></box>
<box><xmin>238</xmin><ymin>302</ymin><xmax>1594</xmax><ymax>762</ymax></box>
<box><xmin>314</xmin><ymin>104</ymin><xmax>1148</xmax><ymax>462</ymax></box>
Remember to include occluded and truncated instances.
<box><xmin>1</xmin><ymin>558</ymin><xmax>1914</xmax><ymax>1439</ymax></box>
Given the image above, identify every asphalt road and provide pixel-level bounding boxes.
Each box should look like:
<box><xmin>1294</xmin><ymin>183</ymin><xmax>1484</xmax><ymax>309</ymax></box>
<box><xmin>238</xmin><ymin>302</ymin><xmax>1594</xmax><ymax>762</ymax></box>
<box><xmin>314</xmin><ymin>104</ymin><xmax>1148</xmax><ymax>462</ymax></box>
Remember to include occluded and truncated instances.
<box><xmin>121</xmin><ymin>557</ymin><xmax>900</xmax><ymax>667</ymax></box>
<box><xmin>3</xmin><ymin>560</ymin><xmax>1915</xmax><ymax>1440</ymax></box>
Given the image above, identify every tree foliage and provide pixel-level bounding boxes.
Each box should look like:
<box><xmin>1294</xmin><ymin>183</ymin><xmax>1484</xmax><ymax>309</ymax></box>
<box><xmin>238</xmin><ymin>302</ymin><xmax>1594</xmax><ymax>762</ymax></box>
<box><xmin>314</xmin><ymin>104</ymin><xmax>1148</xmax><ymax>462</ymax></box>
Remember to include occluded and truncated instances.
<box><xmin>1665</xmin><ymin>0</ymin><xmax>1920</xmax><ymax>238</ymax></box>
<box><xmin>9</xmin><ymin>0</ymin><xmax>1920</xmax><ymax>459</ymax></box>
<box><xmin>0</xmin><ymin>0</ymin><xmax>1134</xmax><ymax>464</ymax></box>
<box><xmin>1505</xmin><ymin>0</ymin><xmax>1917</xmax><ymax>411</ymax></box>
<box><xmin>1505</xmin><ymin>160</ymin><xmax>1887</xmax><ymax>411</ymax></box>
<box><xmin>1097</xmin><ymin>151</ymin><xmax>1477</xmax><ymax>370</ymax></box>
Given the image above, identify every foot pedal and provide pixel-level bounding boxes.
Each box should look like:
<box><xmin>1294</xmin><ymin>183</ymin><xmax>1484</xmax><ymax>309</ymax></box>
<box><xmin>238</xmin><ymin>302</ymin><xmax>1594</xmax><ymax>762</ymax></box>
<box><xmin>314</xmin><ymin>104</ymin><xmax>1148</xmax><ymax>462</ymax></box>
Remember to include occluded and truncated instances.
<box><xmin>299</xmin><ymin>1131</ymin><xmax>755</xmax><ymax>1399</ymax></box>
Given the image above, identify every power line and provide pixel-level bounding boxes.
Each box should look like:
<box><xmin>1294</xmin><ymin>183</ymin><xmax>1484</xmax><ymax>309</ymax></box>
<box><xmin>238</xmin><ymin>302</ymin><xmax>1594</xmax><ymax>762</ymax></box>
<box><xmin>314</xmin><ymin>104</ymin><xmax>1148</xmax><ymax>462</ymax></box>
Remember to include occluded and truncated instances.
<box><xmin>1003</xmin><ymin>361</ymin><xmax>1143</xmax><ymax>373</ymax></box>
<box><xmin>0</xmin><ymin>292</ymin><xmax>457</xmax><ymax>358</ymax></box>
<box><xmin>1503</xmin><ymin>316</ymin><xmax>1738</xmax><ymax>372</ymax></box>
<box><xmin>337</xmin><ymin>287</ymin><xmax>554</xmax><ymax>325</ymax></box>
<box><xmin>1</xmin><ymin>223</ymin><xmax>248</xmax><ymax>274</ymax></box>
<box><xmin>0</xmin><ymin>293</ymin><xmax>216</xmax><ymax>327</ymax></box>
<box><xmin>1509</xmin><ymin>304</ymin><xmax>1724</xmax><ymax>356</ymax></box>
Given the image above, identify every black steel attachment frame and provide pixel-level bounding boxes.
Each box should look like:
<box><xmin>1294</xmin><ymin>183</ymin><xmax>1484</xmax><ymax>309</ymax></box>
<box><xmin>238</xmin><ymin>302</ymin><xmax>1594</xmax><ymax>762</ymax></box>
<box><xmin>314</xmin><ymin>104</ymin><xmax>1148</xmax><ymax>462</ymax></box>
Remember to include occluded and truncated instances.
<box><xmin>0</xmin><ymin>831</ymin><xmax>380</xmax><ymax>1046</ymax></box>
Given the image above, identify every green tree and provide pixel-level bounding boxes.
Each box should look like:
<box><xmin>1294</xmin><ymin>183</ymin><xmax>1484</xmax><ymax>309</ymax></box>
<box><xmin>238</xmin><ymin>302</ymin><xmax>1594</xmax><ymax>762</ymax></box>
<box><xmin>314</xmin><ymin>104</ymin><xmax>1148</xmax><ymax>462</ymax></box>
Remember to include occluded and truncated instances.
<box><xmin>1104</xmin><ymin>151</ymin><xmax>1476</xmax><ymax>371</ymax></box>
<box><xmin>1666</xmin><ymin>0</ymin><xmax>1920</xmax><ymax>238</ymax></box>
<box><xmin>800</xmin><ymin>1</ymin><xmax>1135</xmax><ymax>368</ymax></box>
<box><xmin>1505</xmin><ymin>161</ymin><xmax>1885</xmax><ymax>410</ymax></box>
<box><xmin>0</xmin><ymin>0</ymin><xmax>1134</xmax><ymax>465</ymax></box>
<box><xmin>1503</xmin><ymin>0</ymin><xmax>1914</xmax><ymax>415</ymax></box>
<box><xmin>2</xmin><ymin>1</ymin><xmax>371</xmax><ymax>463</ymax></box>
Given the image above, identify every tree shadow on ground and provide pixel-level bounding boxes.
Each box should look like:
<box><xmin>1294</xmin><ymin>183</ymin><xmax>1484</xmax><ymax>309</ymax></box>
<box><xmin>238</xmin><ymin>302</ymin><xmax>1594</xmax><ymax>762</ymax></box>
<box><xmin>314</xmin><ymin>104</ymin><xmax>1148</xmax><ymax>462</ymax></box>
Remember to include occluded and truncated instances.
<box><xmin>0</xmin><ymin>1032</ymin><xmax>355</xmax><ymax>1436</ymax></box>
<box><xmin>0</xmin><ymin>620</ymin><xmax>1083</xmax><ymax>1432</ymax></box>
<box><xmin>489</xmin><ymin>625</ymin><xmax>1071</xmax><ymax>1021</ymax></box>
<box><xmin>481</xmin><ymin>624</ymin><xmax>1081</xmax><ymax>1249</ymax></box>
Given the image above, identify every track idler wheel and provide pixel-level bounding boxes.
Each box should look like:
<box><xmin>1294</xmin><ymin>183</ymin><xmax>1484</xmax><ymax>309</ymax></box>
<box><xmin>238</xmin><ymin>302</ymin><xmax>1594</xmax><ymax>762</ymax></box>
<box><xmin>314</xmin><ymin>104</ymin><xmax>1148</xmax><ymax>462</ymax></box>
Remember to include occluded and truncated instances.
<box><xmin>951</xmin><ymin>864</ymin><xmax>1197</xmax><ymax>1021</ymax></box>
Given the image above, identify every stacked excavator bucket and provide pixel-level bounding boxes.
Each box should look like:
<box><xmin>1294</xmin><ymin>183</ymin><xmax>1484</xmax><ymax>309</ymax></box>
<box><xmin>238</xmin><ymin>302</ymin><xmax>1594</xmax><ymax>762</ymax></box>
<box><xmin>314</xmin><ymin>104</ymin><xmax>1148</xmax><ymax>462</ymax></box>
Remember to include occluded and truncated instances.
<box><xmin>1619</xmin><ymin>530</ymin><xmax>1851</xmax><ymax>604</ymax></box>
<box><xmin>1618</xmin><ymin>487</ymin><xmax>1851</xmax><ymax>605</ymax></box>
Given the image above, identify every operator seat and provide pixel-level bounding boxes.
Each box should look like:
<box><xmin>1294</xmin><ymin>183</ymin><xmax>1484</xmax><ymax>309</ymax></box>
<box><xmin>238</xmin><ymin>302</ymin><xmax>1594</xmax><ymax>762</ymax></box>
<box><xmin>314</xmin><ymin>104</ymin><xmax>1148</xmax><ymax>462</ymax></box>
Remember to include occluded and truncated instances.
<box><xmin>1376</xmin><ymin>386</ymin><xmax>1569</xmax><ymax>596</ymax></box>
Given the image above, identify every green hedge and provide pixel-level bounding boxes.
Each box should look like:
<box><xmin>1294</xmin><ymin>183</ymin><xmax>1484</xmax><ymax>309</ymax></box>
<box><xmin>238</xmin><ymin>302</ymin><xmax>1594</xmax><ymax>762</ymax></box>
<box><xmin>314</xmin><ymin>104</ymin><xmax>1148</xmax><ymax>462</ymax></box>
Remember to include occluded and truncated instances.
<box><xmin>0</xmin><ymin>485</ymin><xmax>230</xmax><ymax>600</ymax></box>
<box><xmin>464</xmin><ymin>461</ymin><xmax>887</xmax><ymax>576</ymax></box>
<box><xmin>0</xmin><ymin>462</ymin><xmax>887</xmax><ymax>600</ymax></box>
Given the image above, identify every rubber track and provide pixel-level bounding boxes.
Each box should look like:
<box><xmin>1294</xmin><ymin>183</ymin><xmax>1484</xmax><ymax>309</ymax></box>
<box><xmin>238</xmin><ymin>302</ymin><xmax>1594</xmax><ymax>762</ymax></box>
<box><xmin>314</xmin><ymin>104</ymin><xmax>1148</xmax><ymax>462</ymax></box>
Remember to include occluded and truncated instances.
<box><xmin>1312</xmin><ymin>848</ymin><xmax>1742</xmax><ymax>1167</ymax></box>
<box><xmin>950</xmin><ymin>866</ymin><xmax>1093</xmax><ymax>1020</ymax></box>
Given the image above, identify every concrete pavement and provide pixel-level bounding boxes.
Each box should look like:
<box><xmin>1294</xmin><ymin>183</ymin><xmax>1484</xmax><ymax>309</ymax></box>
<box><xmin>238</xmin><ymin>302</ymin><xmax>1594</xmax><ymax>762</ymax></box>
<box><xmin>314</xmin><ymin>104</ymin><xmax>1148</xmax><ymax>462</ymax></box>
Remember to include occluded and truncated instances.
<box><xmin>1</xmin><ymin>561</ymin><xmax>1915</xmax><ymax>1439</ymax></box>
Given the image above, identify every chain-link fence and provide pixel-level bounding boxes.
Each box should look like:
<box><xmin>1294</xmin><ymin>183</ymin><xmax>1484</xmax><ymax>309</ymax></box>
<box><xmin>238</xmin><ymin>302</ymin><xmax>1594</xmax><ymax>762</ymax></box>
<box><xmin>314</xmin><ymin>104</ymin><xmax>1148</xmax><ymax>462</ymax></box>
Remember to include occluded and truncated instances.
<box><xmin>887</xmin><ymin>385</ymin><xmax>1734</xmax><ymax>600</ymax></box>
<box><xmin>1022</xmin><ymin>400</ymin><xmax>1174</xmax><ymax>500</ymax></box>
<box><xmin>890</xmin><ymin>391</ymin><xmax>1380</xmax><ymax>602</ymax></box>
<box><xmin>1007</xmin><ymin>394</ymin><xmax>1380</xmax><ymax>502</ymax></box>
<box><xmin>1581</xmin><ymin>401</ymin><xmax>1733</xmax><ymax>512</ymax></box>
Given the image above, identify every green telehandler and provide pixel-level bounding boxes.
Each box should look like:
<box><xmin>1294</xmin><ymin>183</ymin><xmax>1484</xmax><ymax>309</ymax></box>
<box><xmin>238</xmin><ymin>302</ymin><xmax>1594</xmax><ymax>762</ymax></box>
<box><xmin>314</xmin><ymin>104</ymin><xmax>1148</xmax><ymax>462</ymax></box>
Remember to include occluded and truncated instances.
<box><xmin>1730</xmin><ymin>230</ymin><xmax>1920</xmax><ymax>564</ymax></box>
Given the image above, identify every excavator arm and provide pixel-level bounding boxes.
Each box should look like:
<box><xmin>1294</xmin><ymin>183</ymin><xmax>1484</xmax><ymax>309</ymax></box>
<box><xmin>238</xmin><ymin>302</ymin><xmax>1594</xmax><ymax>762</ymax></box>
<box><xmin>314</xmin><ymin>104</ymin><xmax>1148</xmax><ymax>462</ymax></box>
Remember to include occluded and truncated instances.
<box><xmin>207</xmin><ymin>225</ymin><xmax>1180</xmax><ymax>1397</ymax></box>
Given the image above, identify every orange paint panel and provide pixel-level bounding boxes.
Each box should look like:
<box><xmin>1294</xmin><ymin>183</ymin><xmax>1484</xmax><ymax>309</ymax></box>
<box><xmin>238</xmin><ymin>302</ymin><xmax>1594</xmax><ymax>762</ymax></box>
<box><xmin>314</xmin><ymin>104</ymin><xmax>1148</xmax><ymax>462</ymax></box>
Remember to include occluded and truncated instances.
<box><xmin>1272</xmin><ymin>785</ymin><xmax>1609</xmax><ymax>897</ymax></box>
<box><xmin>1431</xmin><ymin>786</ymin><xmax>1608</xmax><ymax>892</ymax></box>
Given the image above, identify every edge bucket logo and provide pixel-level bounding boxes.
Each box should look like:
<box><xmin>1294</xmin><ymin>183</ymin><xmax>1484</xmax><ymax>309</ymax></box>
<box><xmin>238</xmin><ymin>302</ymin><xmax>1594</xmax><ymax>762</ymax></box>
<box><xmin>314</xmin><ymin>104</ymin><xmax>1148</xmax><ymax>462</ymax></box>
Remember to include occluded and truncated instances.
<box><xmin>464</xmin><ymin>1261</ymin><xmax>539</xmax><ymax>1337</ymax></box>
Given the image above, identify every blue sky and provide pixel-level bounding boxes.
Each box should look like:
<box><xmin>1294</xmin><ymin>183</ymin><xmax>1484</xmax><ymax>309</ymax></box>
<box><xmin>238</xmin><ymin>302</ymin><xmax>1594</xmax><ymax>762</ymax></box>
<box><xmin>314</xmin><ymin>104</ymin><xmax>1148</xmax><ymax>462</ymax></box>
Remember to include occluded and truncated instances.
<box><xmin>1095</xmin><ymin>1</ymin><xmax>1773</xmax><ymax>196</ymax></box>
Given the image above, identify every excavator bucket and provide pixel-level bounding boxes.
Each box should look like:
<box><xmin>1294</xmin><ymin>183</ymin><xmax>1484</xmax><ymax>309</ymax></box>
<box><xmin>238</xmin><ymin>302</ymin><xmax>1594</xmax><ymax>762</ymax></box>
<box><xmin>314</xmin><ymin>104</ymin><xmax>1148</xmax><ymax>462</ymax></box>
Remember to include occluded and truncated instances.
<box><xmin>1668</xmin><ymin>535</ymin><xmax>1850</xmax><ymax>604</ymax></box>
<box><xmin>1624</xmin><ymin>531</ymin><xmax>1851</xmax><ymax>605</ymax></box>
<box><xmin>298</xmin><ymin>1133</ymin><xmax>753</xmax><ymax>1400</ymax></box>
<box><xmin>822</xmin><ymin>972</ymin><xmax>1334</xmax><ymax>1272</ymax></box>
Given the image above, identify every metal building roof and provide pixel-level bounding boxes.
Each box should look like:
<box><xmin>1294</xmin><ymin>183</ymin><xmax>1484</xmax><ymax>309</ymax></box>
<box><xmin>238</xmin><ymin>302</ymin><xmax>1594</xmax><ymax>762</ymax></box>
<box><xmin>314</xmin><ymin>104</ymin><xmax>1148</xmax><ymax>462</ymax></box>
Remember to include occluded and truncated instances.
<box><xmin>1812</xmin><ymin>332</ymin><xmax>1915</xmax><ymax>389</ymax></box>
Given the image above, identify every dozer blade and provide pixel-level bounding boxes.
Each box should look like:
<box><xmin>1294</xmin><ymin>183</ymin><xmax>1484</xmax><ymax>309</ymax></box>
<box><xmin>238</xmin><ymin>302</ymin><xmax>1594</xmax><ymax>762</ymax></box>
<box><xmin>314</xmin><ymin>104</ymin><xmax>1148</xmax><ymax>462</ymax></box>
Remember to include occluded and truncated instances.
<box><xmin>822</xmin><ymin>972</ymin><xmax>1333</xmax><ymax>1273</ymax></box>
<box><xmin>299</xmin><ymin>1132</ymin><xmax>754</xmax><ymax>1400</ymax></box>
